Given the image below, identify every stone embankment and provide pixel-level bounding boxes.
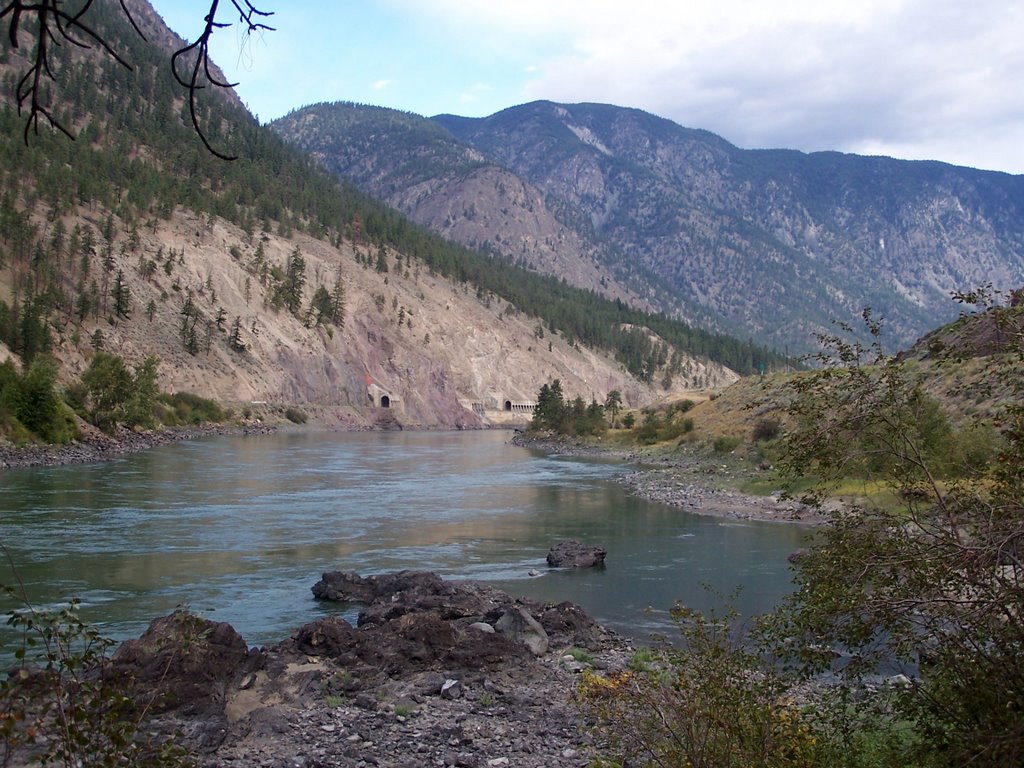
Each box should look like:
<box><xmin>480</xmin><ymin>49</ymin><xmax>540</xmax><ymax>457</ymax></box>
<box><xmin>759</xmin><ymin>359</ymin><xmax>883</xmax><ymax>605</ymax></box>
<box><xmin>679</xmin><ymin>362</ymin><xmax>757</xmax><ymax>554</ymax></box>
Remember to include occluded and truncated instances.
<box><xmin>100</xmin><ymin>572</ymin><xmax>633</xmax><ymax>768</ymax></box>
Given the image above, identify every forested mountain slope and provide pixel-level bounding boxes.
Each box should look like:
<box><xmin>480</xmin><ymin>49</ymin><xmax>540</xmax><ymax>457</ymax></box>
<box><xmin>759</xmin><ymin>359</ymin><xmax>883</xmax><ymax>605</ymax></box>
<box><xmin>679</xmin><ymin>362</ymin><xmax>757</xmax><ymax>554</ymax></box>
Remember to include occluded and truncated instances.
<box><xmin>0</xmin><ymin>0</ymin><xmax>769</xmax><ymax>432</ymax></box>
<box><xmin>270</xmin><ymin>102</ymin><xmax>655</xmax><ymax>311</ymax></box>
<box><xmin>273</xmin><ymin>99</ymin><xmax>1024</xmax><ymax>353</ymax></box>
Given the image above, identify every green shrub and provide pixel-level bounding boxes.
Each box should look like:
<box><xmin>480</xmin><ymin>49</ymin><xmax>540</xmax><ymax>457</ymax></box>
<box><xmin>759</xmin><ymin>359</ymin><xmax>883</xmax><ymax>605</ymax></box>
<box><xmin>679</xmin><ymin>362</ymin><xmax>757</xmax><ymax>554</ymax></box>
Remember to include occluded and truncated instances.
<box><xmin>578</xmin><ymin>605</ymin><xmax>828</xmax><ymax>768</ymax></box>
<box><xmin>158</xmin><ymin>392</ymin><xmax>226</xmax><ymax>425</ymax></box>
<box><xmin>284</xmin><ymin>406</ymin><xmax>307</xmax><ymax>424</ymax></box>
<box><xmin>1</xmin><ymin>588</ymin><xmax>193</xmax><ymax>767</ymax></box>
<box><xmin>712</xmin><ymin>435</ymin><xmax>742</xmax><ymax>453</ymax></box>
<box><xmin>634</xmin><ymin>410</ymin><xmax>662</xmax><ymax>444</ymax></box>
<box><xmin>0</xmin><ymin>357</ymin><xmax>77</xmax><ymax>444</ymax></box>
<box><xmin>752</xmin><ymin>418</ymin><xmax>782</xmax><ymax>442</ymax></box>
<box><xmin>566</xmin><ymin>647</ymin><xmax>594</xmax><ymax>664</ymax></box>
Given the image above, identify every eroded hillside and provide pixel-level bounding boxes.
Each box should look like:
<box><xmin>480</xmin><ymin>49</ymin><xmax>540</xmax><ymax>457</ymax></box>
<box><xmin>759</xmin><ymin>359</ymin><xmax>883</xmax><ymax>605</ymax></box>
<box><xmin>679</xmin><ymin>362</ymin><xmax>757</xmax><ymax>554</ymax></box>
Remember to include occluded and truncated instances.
<box><xmin>1</xmin><ymin>204</ymin><xmax>736</xmax><ymax>429</ymax></box>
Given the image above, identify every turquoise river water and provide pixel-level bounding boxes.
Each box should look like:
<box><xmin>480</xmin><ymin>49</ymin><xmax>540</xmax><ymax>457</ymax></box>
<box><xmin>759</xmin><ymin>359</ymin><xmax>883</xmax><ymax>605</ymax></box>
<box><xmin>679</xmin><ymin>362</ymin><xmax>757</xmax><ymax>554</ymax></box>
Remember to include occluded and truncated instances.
<box><xmin>0</xmin><ymin>429</ymin><xmax>808</xmax><ymax>656</ymax></box>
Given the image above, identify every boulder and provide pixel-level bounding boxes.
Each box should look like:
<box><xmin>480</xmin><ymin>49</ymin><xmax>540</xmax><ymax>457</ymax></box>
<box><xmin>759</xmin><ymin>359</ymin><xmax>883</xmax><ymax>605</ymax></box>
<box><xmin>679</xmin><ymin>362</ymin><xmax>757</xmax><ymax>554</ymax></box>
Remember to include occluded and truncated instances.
<box><xmin>546</xmin><ymin>540</ymin><xmax>607</xmax><ymax>568</ymax></box>
<box><xmin>494</xmin><ymin>607</ymin><xmax>549</xmax><ymax>656</ymax></box>
<box><xmin>311</xmin><ymin>570</ymin><xmax>446</xmax><ymax>604</ymax></box>
<box><xmin>112</xmin><ymin>611</ymin><xmax>262</xmax><ymax>717</ymax></box>
<box><xmin>308</xmin><ymin>570</ymin><xmax>615</xmax><ymax>665</ymax></box>
<box><xmin>111</xmin><ymin>611</ymin><xmax>264</xmax><ymax>753</ymax></box>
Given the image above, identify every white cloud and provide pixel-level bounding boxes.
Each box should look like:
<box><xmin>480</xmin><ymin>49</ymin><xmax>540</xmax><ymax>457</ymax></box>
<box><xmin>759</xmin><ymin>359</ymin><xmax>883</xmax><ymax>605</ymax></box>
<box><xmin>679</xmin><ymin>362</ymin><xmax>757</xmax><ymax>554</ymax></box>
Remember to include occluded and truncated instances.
<box><xmin>388</xmin><ymin>0</ymin><xmax>1024</xmax><ymax>172</ymax></box>
<box><xmin>372</xmin><ymin>79</ymin><xmax>393</xmax><ymax>91</ymax></box>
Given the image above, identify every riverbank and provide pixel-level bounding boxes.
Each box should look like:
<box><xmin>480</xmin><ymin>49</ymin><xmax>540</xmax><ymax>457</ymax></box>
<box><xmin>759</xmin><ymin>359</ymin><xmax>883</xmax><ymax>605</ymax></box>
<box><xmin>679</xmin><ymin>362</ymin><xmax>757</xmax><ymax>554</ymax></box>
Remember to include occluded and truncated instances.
<box><xmin>513</xmin><ymin>432</ymin><xmax>826</xmax><ymax>525</ymax></box>
<box><xmin>0</xmin><ymin>422</ymin><xmax>277</xmax><ymax>471</ymax></box>
<box><xmin>7</xmin><ymin>572</ymin><xmax>638</xmax><ymax>768</ymax></box>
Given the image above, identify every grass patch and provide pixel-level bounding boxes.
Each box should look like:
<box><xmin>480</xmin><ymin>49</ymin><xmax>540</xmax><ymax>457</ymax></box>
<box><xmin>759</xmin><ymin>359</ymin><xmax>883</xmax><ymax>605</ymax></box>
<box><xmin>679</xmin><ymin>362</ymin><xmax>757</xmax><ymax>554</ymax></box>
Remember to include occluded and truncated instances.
<box><xmin>712</xmin><ymin>435</ymin><xmax>743</xmax><ymax>454</ymax></box>
<box><xmin>566</xmin><ymin>646</ymin><xmax>595</xmax><ymax>664</ymax></box>
<box><xmin>628</xmin><ymin>647</ymin><xmax>656</xmax><ymax>672</ymax></box>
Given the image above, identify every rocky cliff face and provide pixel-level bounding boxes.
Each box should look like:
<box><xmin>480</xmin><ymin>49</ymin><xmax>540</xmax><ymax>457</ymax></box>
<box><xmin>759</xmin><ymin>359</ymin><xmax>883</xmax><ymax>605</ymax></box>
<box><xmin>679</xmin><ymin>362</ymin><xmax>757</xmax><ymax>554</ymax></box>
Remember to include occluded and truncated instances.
<box><xmin>438</xmin><ymin>102</ymin><xmax>1024</xmax><ymax>350</ymax></box>
<box><xmin>274</xmin><ymin>101</ymin><xmax>1024</xmax><ymax>352</ymax></box>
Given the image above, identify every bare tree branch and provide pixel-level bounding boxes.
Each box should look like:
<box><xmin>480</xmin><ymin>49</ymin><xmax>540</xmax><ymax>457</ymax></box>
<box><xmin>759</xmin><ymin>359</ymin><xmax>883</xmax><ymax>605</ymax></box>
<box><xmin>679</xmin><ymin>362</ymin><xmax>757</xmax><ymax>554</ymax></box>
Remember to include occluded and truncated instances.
<box><xmin>171</xmin><ymin>0</ymin><xmax>274</xmax><ymax>160</ymax></box>
<box><xmin>1</xmin><ymin>0</ymin><xmax>274</xmax><ymax>159</ymax></box>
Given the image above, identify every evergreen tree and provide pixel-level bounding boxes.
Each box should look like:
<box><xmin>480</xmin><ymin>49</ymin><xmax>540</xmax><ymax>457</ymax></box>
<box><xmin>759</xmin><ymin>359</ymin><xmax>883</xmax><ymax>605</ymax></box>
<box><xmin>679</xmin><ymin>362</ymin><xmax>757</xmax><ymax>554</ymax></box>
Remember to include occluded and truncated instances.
<box><xmin>309</xmin><ymin>285</ymin><xmax>333</xmax><ymax>326</ymax></box>
<box><xmin>329</xmin><ymin>269</ymin><xmax>346</xmax><ymax>326</ymax></box>
<box><xmin>180</xmin><ymin>295</ymin><xmax>200</xmax><ymax>355</ymax></box>
<box><xmin>278</xmin><ymin>246</ymin><xmax>306</xmax><ymax>315</ymax></box>
<box><xmin>228</xmin><ymin>316</ymin><xmax>245</xmax><ymax>351</ymax></box>
<box><xmin>531</xmin><ymin>379</ymin><xmax>566</xmax><ymax>432</ymax></box>
<box><xmin>604</xmin><ymin>389</ymin><xmax>623</xmax><ymax>428</ymax></box>
<box><xmin>125</xmin><ymin>356</ymin><xmax>159</xmax><ymax>428</ymax></box>
<box><xmin>112</xmin><ymin>269</ymin><xmax>131</xmax><ymax>319</ymax></box>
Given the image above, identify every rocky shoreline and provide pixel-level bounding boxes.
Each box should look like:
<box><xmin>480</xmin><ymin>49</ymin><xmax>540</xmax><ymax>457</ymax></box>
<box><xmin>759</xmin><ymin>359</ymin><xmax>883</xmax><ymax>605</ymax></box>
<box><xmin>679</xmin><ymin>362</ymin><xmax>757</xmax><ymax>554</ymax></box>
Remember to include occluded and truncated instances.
<box><xmin>0</xmin><ymin>423</ymin><xmax>278</xmax><ymax>471</ymax></box>
<box><xmin>513</xmin><ymin>432</ymin><xmax>826</xmax><ymax>525</ymax></box>
<box><xmin>7</xmin><ymin>572</ymin><xmax>637</xmax><ymax>768</ymax></box>
<box><xmin>616</xmin><ymin>466</ymin><xmax>826</xmax><ymax>525</ymax></box>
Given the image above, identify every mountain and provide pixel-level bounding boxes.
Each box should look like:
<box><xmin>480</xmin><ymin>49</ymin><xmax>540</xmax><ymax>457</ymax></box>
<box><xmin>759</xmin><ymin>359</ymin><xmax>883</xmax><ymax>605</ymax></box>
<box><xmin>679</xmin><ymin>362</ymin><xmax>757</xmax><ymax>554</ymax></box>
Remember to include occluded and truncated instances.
<box><xmin>272</xmin><ymin>100</ymin><xmax>1024</xmax><ymax>352</ymax></box>
<box><xmin>269</xmin><ymin>102</ymin><xmax>649</xmax><ymax>310</ymax></box>
<box><xmin>0</xmin><ymin>0</ymin><xmax>754</xmax><ymax>435</ymax></box>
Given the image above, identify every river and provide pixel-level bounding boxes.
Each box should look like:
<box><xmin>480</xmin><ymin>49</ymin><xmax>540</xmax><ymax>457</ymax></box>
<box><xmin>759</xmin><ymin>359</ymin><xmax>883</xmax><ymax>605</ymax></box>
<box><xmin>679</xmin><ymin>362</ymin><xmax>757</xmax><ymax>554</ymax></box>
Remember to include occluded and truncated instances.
<box><xmin>0</xmin><ymin>430</ymin><xmax>807</xmax><ymax>654</ymax></box>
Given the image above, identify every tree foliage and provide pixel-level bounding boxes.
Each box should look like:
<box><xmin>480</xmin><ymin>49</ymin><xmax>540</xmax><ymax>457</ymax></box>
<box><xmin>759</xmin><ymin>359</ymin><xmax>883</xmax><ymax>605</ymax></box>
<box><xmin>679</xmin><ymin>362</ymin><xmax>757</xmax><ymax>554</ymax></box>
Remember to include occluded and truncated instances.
<box><xmin>770</xmin><ymin>298</ymin><xmax>1024</xmax><ymax>767</ymax></box>
<box><xmin>585</xmin><ymin>295</ymin><xmax>1024</xmax><ymax>768</ymax></box>
<box><xmin>0</xmin><ymin>586</ymin><xmax>193</xmax><ymax>767</ymax></box>
<box><xmin>0</xmin><ymin>356</ymin><xmax>76</xmax><ymax>443</ymax></box>
<box><xmin>579</xmin><ymin>604</ymin><xmax>831</xmax><ymax>768</ymax></box>
<box><xmin>529</xmin><ymin>379</ymin><xmax>607</xmax><ymax>436</ymax></box>
<box><xmin>1</xmin><ymin>0</ymin><xmax>273</xmax><ymax>159</ymax></box>
<box><xmin>79</xmin><ymin>351</ymin><xmax>160</xmax><ymax>431</ymax></box>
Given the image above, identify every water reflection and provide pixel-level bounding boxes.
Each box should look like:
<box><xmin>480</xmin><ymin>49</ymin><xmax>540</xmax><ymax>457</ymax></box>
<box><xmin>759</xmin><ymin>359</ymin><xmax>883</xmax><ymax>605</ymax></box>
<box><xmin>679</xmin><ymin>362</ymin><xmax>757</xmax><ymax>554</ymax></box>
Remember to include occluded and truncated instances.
<box><xmin>0</xmin><ymin>430</ymin><xmax>807</xmax><ymax>655</ymax></box>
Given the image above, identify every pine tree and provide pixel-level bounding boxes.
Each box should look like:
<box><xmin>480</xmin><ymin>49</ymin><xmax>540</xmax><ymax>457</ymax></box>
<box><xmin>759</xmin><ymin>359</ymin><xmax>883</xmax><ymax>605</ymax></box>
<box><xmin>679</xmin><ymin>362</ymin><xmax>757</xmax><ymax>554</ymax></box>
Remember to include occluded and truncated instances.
<box><xmin>309</xmin><ymin>285</ymin><xmax>332</xmax><ymax>326</ymax></box>
<box><xmin>180</xmin><ymin>295</ymin><xmax>200</xmax><ymax>355</ymax></box>
<box><xmin>329</xmin><ymin>269</ymin><xmax>346</xmax><ymax>327</ymax></box>
<box><xmin>112</xmin><ymin>269</ymin><xmax>131</xmax><ymax>320</ymax></box>
<box><xmin>228</xmin><ymin>316</ymin><xmax>245</xmax><ymax>351</ymax></box>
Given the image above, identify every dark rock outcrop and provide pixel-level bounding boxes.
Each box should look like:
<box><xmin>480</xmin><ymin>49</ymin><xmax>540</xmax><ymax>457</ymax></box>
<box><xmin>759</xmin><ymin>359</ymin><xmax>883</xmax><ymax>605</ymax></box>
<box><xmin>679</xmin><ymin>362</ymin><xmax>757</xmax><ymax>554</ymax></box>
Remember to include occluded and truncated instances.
<box><xmin>64</xmin><ymin>573</ymin><xmax>630</xmax><ymax>767</ymax></box>
<box><xmin>111</xmin><ymin>611</ymin><xmax>266</xmax><ymax>752</ymax></box>
<box><xmin>311</xmin><ymin>570</ymin><xmax>607</xmax><ymax>652</ymax></box>
<box><xmin>546</xmin><ymin>540</ymin><xmax>608</xmax><ymax>568</ymax></box>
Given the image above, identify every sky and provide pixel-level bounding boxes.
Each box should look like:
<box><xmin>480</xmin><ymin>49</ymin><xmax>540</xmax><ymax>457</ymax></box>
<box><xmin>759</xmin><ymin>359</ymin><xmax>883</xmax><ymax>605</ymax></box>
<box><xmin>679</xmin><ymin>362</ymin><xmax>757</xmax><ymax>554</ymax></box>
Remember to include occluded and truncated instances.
<box><xmin>153</xmin><ymin>0</ymin><xmax>1024</xmax><ymax>174</ymax></box>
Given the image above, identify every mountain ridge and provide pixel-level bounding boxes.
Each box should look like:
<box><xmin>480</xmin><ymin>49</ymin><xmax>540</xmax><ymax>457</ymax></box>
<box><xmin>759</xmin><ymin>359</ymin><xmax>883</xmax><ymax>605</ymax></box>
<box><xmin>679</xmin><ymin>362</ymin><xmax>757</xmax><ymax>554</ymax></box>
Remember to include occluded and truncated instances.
<box><xmin>272</xmin><ymin>99</ymin><xmax>1024</xmax><ymax>353</ymax></box>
